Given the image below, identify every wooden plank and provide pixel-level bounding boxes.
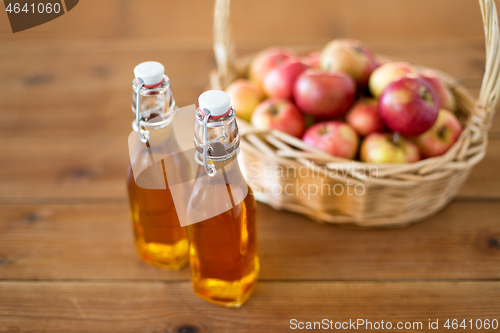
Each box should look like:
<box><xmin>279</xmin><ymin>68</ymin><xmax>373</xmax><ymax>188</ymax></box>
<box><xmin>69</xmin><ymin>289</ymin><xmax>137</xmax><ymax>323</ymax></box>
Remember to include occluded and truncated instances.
<box><xmin>0</xmin><ymin>137</ymin><xmax>498</xmax><ymax>199</ymax></box>
<box><xmin>0</xmin><ymin>137</ymin><xmax>129</xmax><ymax>199</ymax></box>
<box><xmin>2</xmin><ymin>86</ymin><xmax>497</xmax><ymax>141</ymax></box>
<box><xmin>0</xmin><ymin>0</ymin><xmax>485</xmax><ymax>42</ymax></box>
<box><xmin>0</xmin><ymin>46</ymin><xmax>215</xmax><ymax>97</ymax></box>
<box><xmin>0</xmin><ymin>86</ymin><xmax>202</xmax><ymax>140</ymax></box>
<box><xmin>0</xmin><ymin>38</ymin><xmax>487</xmax><ymax>92</ymax></box>
<box><xmin>0</xmin><ymin>202</ymin><xmax>190</xmax><ymax>281</ymax></box>
<box><xmin>5</xmin><ymin>84</ymin><xmax>489</xmax><ymax>137</ymax></box>
<box><xmin>0</xmin><ymin>280</ymin><xmax>498</xmax><ymax>332</ymax></box>
<box><xmin>1</xmin><ymin>201</ymin><xmax>499</xmax><ymax>281</ymax></box>
<box><xmin>459</xmin><ymin>141</ymin><xmax>500</xmax><ymax>198</ymax></box>
<box><xmin>0</xmin><ymin>38</ymin><xmax>495</xmax><ymax>141</ymax></box>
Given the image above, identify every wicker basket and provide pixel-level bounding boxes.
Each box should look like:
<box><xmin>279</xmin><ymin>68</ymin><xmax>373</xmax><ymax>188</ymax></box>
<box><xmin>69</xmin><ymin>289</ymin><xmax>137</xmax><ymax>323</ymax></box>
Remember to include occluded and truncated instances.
<box><xmin>209</xmin><ymin>0</ymin><xmax>500</xmax><ymax>227</ymax></box>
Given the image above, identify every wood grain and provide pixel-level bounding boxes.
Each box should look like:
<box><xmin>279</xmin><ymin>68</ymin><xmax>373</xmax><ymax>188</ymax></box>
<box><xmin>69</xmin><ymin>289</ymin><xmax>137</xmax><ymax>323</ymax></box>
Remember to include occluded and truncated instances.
<box><xmin>0</xmin><ymin>37</ymin><xmax>488</xmax><ymax>91</ymax></box>
<box><xmin>0</xmin><ymin>38</ymin><xmax>495</xmax><ymax>144</ymax></box>
<box><xmin>1</xmin><ymin>201</ymin><xmax>499</xmax><ymax>281</ymax></box>
<box><xmin>0</xmin><ymin>0</ymin><xmax>499</xmax><ymax>330</ymax></box>
<box><xmin>1</xmin><ymin>137</ymin><xmax>499</xmax><ymax>200</ymax></box>
<box><xmin>0</xmin><ymin>0</ymin><xmax>485</xmax><ymax>42</ymax></box>
<box><xmin>0</xmin><ymin>280</ymin><xmax>498</xmax><ymax>332</ymax></box>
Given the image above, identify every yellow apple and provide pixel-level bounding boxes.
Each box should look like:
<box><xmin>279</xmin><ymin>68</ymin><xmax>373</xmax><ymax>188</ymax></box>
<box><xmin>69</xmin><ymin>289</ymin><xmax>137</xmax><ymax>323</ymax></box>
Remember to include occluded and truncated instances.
<box><xmin>360</xmin><ymin>133</ymin><xmax>420</xmax><ymax>163</ymax></box>
<box><xmin>225</xmin><ymin>79</ymin><xmax>263</xmax><ymax>122</ymax></box>
<box><xmin>320</xmin><ymin>39</ymin><xmax>377</xmax><ymax>86</ymax></box>
<box><xmin>368</xmin><ymin>62</ymin><xmax>418</xmax><ymax>98</ymax></box>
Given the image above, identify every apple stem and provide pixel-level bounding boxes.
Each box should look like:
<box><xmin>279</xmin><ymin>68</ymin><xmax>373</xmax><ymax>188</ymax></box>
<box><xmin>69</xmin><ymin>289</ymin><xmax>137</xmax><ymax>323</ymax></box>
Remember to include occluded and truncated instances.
<box><xmin>319</xmin><ymin>124</ymin><xmax>328</xmax><ymax>135</ymax></box>
<box><xmin>438</xmin><ymin>125</ymin><xmax>447</xmax><ymax>139</ymax></box>
<box><xmin>420</xmin><ymin>86</ymin><xmax>434</xmax><ymax>105</ymax></box>
<box><xmin>392</xmin><ymin>132</ymin><xmax>401</xmax><ymax>146</ymax></box>
<box><xmin>269</xmin><ymin>103</ymin><xmax>278</xmax><ymax>116</ymax></box>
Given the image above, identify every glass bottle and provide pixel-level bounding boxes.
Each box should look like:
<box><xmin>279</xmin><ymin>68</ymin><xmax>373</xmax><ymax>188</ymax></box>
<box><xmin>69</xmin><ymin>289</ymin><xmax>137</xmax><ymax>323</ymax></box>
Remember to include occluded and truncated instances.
<box><xmin>127</xmin><ymin>61</ymin><xmax>189</xmax><ymax>270</ymax></box>
<box><xmin>187</xmin><ymin>90</ymin><xmax>259</xmax><ymax>307</ymax></box>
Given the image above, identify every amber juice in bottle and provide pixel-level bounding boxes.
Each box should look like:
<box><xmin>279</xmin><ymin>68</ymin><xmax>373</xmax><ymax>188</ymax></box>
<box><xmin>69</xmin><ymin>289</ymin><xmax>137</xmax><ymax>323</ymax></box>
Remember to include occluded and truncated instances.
<box><xmin>127</xmin><ymin>151</ymin><xmax>189</xmax><ymax>270</ymax></box>
<box><xmin>187</xmin><ymin>90</ymin><xmax>259</xmax><ymax>307</ymax></box>
<box><xmin>127</xmin><ymin>62</ymin><xmax>188</xmax><ymax>270</ymax></box>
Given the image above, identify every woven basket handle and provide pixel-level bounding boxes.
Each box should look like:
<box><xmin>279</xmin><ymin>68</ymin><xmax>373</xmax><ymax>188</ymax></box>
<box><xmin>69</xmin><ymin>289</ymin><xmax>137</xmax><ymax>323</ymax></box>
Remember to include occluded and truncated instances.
<box><xmin>472</xmin><ymin>0</ymin><xmax>500</xmax><ymax>140</ymax></box>
<box><xmin>213</xmin><ymin>0</ymin><xmax>500</xmax><ymax>140</ymax></box>
<box><xmin>213</xmin><ymin>0</ymin><xmax>234</xmax><ymax>80</ymax></box>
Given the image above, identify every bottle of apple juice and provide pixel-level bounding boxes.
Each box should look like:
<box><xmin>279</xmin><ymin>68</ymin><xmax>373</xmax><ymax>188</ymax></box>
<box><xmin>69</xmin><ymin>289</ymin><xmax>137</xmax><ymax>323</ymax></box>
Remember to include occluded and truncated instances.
<box><xmin>187</xmin><ymin>90</ymin><xmax>259</xmax><ymax>307</ymax></box>
<box><xmin>126</xmin><ymin>61</ymin><xmax>189</xmax><ymax>270</ymax></box>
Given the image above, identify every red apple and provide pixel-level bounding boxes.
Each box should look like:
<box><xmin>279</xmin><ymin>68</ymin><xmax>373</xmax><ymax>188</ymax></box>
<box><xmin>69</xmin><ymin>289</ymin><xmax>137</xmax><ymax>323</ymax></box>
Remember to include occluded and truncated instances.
<box><xmin>302</xmin><ymin>121</ymin><xmax>359</xmax><ymax>159</ymax></box>
<box><xmin>346</xmin><ymin>99</ymin><xmax>386</xmax><ymax>137</ymax></box>
<box><xmin>420</xmin><ymin>70</ymin><xmax>457</xmax><ymax>111</ymax></box>
<box><xmin>249</xmin><ymin>47</ymin><xmax>295</xmax><ymax>90</ymax></box>
<box><xmin>414</xmin><ymin>109</ymin><xmax>462</xmax><ymax>158</ymax></box>
<box><xmin>263</xmin><ymin>59</ymin><xmax>310</xmax><ymax>99</ymax></box>
<box><xmin>360</xmin><ymin>133</ymin><xmax>420</xmax><ymax>163</ymax></box>
<box><xmin>379</xmin><ymin>76</ymin><xmax>439</xmax><ymax>137</ymax></box>
<box><xmin>251</xmin><ymin>98</ymin><xmax>305</xmax><ymax>137</ymax></box>
<box><xmin>320</xmin><ymin>39</ymin><xmax>377</xmax><ymax>86</ymax></box>
<box><xmin>369</xmin><ymin>62</ymin><xmax>418</xmax><ymax>98</ymax></box>
<box><xmin>293</xmin><ymin>69</ymin><xmax>356</xmax><ymax>118</ymax></box>
<box><xmin>225</xmin><ymin>79</ymin><xmax>263</xmax><ymax>122</ymax></box>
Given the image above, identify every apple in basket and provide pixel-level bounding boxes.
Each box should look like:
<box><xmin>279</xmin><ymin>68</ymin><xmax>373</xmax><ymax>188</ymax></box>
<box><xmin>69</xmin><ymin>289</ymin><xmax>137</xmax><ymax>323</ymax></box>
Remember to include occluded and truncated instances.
<box><xmin>249</xmin><ymin>47</ymin><xmax>295</xmax><ymax>90</ymax></box>
<box><xmin>293</xmin><ymin>69</ymin><xmax>356</xmax><ymax>119</ymax></box>
<box><xmin>379</xmin><ymin>75</ymin><xmax>439</xmax><ymax>137</ymax></box>
<box><xmin>360</xmin><ymin>133</ymin><xmax>421</xmax><ymax>163</ymax></box>
<box><xmin>420</xmin><ymin>69</ymin><xmax>457</xmax><ymax>111</ymax></box>
<box><xmin>251</xmin><ymin>98</ymin><xmax>306</xmax><ymax>138</ymax></box>
<box><xmin>346</xmin><ymin>98</ymin><xmax>386</xmax><ymax>137</ymax></box>
<box><xmin>320</xmin><ymin>39</ymin><xmax>378</xmax><ymax>86</ymax></box>
<box><xmin>225</xmin><ymin>79</ymin><xmax>263</xmax><ymax>122</ymax></box>
<box><xmin>369</xmin><ymin>61</ymin><xmax>418</xmax><ymax>98</ymax></box>
<box><xmin>302</xmin><ymin>121</ymin><xmax>359</xmax><ymax>159</ymax></box>
<box><xmin>414</xmin><ymin>109</ymin><xmax>462</xmax><ymax>158</ymax></box>
<box><xmin>263</xmin><ymin>59</ymin><xmax>310</xmax><ymax>100</ymax></box>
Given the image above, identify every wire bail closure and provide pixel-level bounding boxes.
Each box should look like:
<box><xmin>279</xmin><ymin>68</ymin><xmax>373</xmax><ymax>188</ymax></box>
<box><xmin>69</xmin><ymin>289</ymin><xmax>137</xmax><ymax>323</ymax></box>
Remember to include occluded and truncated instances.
<box><xmin>202</xmin><ymin>109</ymin><xmax>217</xmax><ymax>177</ymax></box>
<box><xmin>135</xmin><ymin>78</ymin><xmax>149</xmax><ymax>143</ymax></box>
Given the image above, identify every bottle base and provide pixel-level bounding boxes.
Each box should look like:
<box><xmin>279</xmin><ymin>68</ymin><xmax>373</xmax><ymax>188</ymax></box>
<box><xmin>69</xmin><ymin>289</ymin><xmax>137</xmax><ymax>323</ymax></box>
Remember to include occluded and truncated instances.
<box><xmin>193</xmin><ymin>287</ymin><xmax>254</xmax><ymax>308</ymax></box>
<box><xmin>135</xmin><ymin>239</ymin><xmax>189</xmax><ymax>270</ymax></box>
<box><xmin>191</xmin><ymin>259</ymin><xmax>259</xmax><ymax>307</ymax></box>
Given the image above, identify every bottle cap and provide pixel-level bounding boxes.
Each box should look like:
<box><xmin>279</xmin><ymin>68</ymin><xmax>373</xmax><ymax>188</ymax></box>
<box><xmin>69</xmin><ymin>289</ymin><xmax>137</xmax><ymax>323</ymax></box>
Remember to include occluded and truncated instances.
<box><xmin>134</xmin><ymin>61</ymin><xmax>165</xmax><ymax>86</ymax></box>
<box><xmin>198</xmin><ymin>90</ymin><xmax>231</xmax><ymax>117</ymax></box>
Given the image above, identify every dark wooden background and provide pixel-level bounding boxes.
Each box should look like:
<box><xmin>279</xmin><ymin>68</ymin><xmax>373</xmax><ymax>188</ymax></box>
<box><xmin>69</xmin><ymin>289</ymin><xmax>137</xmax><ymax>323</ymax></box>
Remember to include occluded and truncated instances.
<box><xmin>0</xmin><ymin>1</ymin><xmax>499</xmax><ymax>332</ymax></box>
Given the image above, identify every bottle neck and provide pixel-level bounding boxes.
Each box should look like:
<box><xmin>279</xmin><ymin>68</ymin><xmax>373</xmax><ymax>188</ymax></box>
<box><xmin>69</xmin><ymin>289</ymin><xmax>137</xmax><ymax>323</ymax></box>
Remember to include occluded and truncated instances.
<box><xmin>193</xmin><ymin>107</ymin><xmax>240</xmax><ymax>160</ymax></box>
<box><xmin>131</xmin><ymin>74</ymin><xmax>176</xmax><ymax>132</ymax></box>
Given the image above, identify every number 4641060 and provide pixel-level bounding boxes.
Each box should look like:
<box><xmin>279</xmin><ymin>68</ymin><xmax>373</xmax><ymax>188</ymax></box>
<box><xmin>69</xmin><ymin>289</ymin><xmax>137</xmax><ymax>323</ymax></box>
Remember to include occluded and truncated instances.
<box><xmin>5</xmin><ymin>2</ymin><xmax>61</xmax><ymax>14</ymax></box>
<box><xmin>444</xmin><ymin>319</ymin><xmax>498</xmax><ymax>330</ymax></box>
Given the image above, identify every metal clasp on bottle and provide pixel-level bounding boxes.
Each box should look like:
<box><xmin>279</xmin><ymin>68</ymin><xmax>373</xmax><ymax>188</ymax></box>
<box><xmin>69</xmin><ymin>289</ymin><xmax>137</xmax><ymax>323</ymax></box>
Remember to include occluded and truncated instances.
<box><xmin>134</xmin><ymin>78</ymin><xmax>150</xmax><ymax>143</ymax></box>
<box><xmin>201</xmin><ymin>109</ymin><xmax>217</xmax><ymax>177</ymax></box>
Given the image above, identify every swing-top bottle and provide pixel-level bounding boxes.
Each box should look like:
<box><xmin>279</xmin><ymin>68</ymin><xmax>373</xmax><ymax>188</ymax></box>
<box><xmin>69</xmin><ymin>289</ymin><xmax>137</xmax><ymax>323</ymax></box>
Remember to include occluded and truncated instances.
<box><xmin>126</xmin><ymin>61</ymin><xmax>189</xmax><ymax>269</ymax></box>
<box><xmin>187</xmin><ymin>90</ymin><xmax>259</xmax><ymax>307</ymax></box>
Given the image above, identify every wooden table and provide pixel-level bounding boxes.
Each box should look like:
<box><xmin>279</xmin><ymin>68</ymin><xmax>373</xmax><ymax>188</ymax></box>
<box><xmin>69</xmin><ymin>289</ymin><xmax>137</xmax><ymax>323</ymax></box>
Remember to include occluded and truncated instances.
<box><xmin>1</xmin><ymin>1</ymin><xmax>499</xmax><ymax>332</ymax></box>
